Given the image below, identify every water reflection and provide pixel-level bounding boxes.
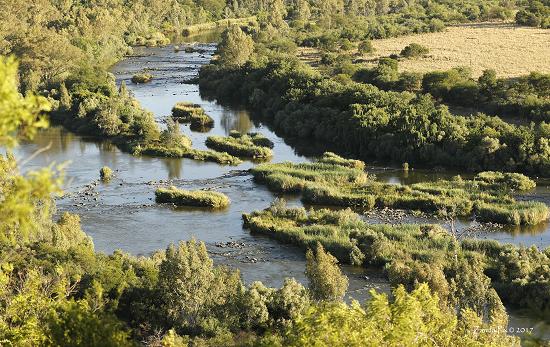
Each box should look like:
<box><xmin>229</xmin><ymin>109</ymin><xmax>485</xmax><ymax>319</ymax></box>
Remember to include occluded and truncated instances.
<box><xmin>220</xmin><ymin>108</ymin><xmax>254</xmax><ymax>134</ymax></box>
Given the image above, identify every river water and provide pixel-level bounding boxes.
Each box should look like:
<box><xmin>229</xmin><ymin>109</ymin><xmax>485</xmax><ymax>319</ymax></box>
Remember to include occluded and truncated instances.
<box><xmin>12</xmin><ymin>35</ymin><xmax>550</xmax><ymax>337</ymax></box>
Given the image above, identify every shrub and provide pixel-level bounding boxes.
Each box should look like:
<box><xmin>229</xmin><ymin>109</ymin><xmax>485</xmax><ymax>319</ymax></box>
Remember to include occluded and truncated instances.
<box><xmin>229</xmin><ymin>130</ymin><xmax>274</xmax><ymax>148</ymax></box>
<box><xmin>171</xmin><ymin>102</ymin><xmax>214</xmax><ymax>129</ymax></box>
<box><xmin>155</xmin><ymin>186</ymin><xmax>230</xmax><ymax>208</ymax></box>
<box><xmin>357</xmin><ymin>40</ymin><xmax>374</xmax><ymax>55</ymax></box>
<box><xmin>131</xmin><ymin>73</ymin><xmax>153</xmax><ymax>84</ymax></box>
<box><xmin>474</xmin><ymin>171</ymin><xmax>536</xmax><ymax>191</ymax></box>
<box><xmin>99</xmin><ymin>166</ymin><xmax>113</xmax><ymax>181</ymax></box>
<box><xmin>400</xmin><ymin>43</ymin><xmax>429</xmax><ymax>58</ymax></box>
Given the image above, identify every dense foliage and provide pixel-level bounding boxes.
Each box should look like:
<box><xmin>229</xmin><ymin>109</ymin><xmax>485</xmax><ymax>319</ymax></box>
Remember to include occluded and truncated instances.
<box><xmin>243</xmin><ymin>199</ymin><xmax>550</xmax><ymax>319</ymax></box>
<box><xmin>200</xmin><ymin>57</ymin><xmax>550</xmax><ymax>176</ymax></box>
<box><xmin>515</xmin><ymin>0</ymin><xmax>550</xmax><ymax>28</ymax></box>
<box><xmin>355</xmin><ymin>61</ymin><xmax>550</xmax><ymax>122</ymax></box>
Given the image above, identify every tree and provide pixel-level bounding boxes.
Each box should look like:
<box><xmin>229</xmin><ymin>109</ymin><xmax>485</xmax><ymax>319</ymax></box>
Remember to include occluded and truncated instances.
<box><xmin>0</xmin><ymin>56</ymin><xmax>62</xmax><ymax>245</ymax></box>
<box><xmin>305</xmin><ymin>242</ymin><xmax>348</xmax><ymax>301</ymax></box>
<box><xmin>217</xmin><ymin>25</ymin><xmax>254</xmax><ymax>67</ymax></box>
<box><xmin>295</xmin><ymin>0</ymin><xmax>311</xmax><ymax>21</ymax></box>
<box><xmin>157</xmin><ymin>239</ymin><xmax>242</xmax><ymax>334</ymax></box>
<box><xmin>0</xmin><ymin>56</ymin><xmax>50</xmax><ymax>147</ymax></box>
<box><xmin>357</xmin><ymin>40</ymin><xmax>374</xmax><ymax>55</ymax></box>
<box><xmin>266</xmin><ymin>0</ymin><xmax>288</xmax><ymax>31</ymax></box>
<box><xmin>59</xmin><ymin>82</ymin><xmax>72</xmax><ymax>112</ymax></box>
<box><xmin>400</xmin><ymin>43</ymin><xmax>429</xmax><ymax>58</ymax></box>
<box><xmin>274</xmin><ymin>283</ymin><xmax>519</xmax><ymax>346</ymax></box>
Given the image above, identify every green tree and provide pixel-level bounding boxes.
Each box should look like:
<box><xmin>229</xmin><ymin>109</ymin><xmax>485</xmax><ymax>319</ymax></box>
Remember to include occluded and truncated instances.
<box><xmin>0</xmin><ymin>56</ymin><xmax>50</xmax><ymax>147</ymax></box>
<box><xmin>274</xmin><ymin>283</ymin><xmax>519</xmax><ymax>346</ymax></box>
<box><xmin>157</xmin><ymin>239</ymin><xmax>242</xmax><ymax>334</ymax></box>
<box><xmin>217</xmin><ymin>25</ymin><xmax>254</xmax><ymax>67</ymax></box>
<box><xmin>357</xmin><ymin>40</ymin><xmax>374</xmax><ymax>55</ymax></box>
<box><xmin>59</xmin><ymin>82</ymin><xmax>72</xmax><ymax>112</ymax></box>
<box><xmin>305</xmin><ymin>242</ymin><xmax>348</xmax><ymax>301</ymax></box>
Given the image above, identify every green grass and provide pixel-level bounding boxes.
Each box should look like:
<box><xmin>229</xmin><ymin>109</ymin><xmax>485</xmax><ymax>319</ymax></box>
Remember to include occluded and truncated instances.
<box><xmin>206</xmin><ymin>133</ymin><xmax>273</xmax><ymax>159</ymax></box>
<box><xmin>229</xmin><ymin>130</ymin><xmax>274</xmax><ymax>148</ymax></box>
<box><xmin>137</xmin><ymin>143</ymin><xmax>241</xmax><ymax>165</ymax></box>
<box><xmin>250</xmin><ymin>152</ymin><xmax>548</xmax><ymax>225</ymax></box>
<box><xmin>316</xmin><ymin>152</ymin><xmax>365</xmax><ymax>170</ymax></box>
<box><xmin>131</xmin><ymin>73</ymin><xmax>153</xmax><ymax>84</ymax></box>
<box><xmin>155</xmin><ymin>186</ymin><xmax>230</xmax><ymax>208</ymax></box>
<box><xmin>243</xmin><ymin>199</ymin><xmax>550</xmax><ymax>318</ymax></box>
<box><xmin>171</xmin><ymin>102</ymin><xmax>214</xmax><ymax>129</ymax></box>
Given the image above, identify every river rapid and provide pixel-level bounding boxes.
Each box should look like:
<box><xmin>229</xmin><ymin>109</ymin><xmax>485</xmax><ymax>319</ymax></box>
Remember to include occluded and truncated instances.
<box><xmin>13</xmin><ymin>33</ymin><xmax>550</xmax><ymax>337</ymax></box>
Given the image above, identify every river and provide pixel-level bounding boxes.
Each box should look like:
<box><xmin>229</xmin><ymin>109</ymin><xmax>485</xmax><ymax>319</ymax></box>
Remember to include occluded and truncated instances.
<box><xmin>13</xmin><ymin>34</ymin><xmax>550</xmax><ymax>338</ymax></box>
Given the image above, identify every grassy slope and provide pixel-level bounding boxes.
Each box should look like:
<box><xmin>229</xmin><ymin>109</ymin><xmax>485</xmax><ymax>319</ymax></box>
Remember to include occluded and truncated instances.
<box><xmin>363</xmin><ymin>23</ymin><xmax>550</xmax><ymax>78</ymax></box>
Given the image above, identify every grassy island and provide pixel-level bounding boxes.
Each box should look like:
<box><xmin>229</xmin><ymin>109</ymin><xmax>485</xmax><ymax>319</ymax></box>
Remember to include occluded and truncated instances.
<box><xmin>171</xmin><ymin>102</ymin><xmax>214</xmax><ymax>130</ymax></box>
<box><xmin>251</xmin><ymin>153</ymin><xmax>548</xmax><ymax>225</ymax></box>
<box><xmin>155</xmin><ymin>186</ymin><xmax>230</xmax><ymax>208</ymax></box>
<box><xmin>131</xmin><ymin>73</ymin><xmax>153</xmax><ymax>84</ymax></box>
<box><xmin>205</xmin><ymin>132</ymin><xmax>273</xmax><ymax>159</ymax></box>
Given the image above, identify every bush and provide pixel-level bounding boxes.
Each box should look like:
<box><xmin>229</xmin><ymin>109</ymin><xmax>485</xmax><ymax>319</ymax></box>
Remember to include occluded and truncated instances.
<box><xmin>155</xmin><ymin>186</ymin><xmax>230</xmax><ymax>208</ymax></box>
<box><xmin>131</xmin><ymin>73</ymin><xmax>153</xmax><ymax>84</ymax></box>
<box><xmin>171</xmin><ymin>102</ymin><xmax>214</xmax><ymax>129</ymax></box>
<box><xmin>400</xmin><ymin>43</ymin><xmax>429</xmax><ymax>58</ymax></box>
<box><xmin>229</xmin><ymin>130</ymin><xmax>274</xmax><ymax>148</ymax></box>
<box><xmin>357</xmin><ymin>40</ymin><xmax>374</xmax><ymax>55</ymax></box>
<box><xmin>99</xmin><ymin>166</ymin><xmax>113</xmax><ymax>181</ymax></box>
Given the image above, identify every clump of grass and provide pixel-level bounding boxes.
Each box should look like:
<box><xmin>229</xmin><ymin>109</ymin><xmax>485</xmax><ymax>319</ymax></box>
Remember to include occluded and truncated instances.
<box><xmin>131</xmin><ymin>73</ymin><xmax>153</xmax><ymax>84</ymax></box>
<box><xmin>474</xmin><ymin>171</ymin><xmax>536</xmax><ymax>191</ymax></box>
<box><xmin>99</xmin><ymin>166</ymin><xmax>113</xmax><ymax>181</ymax></box>
<box><xmin>171</xmin><ymin>102</ymin><xmax>214</xmax><ymax>129</ymax></box>
<box><xmin>206</xmin><ymin>134</ymin><xmax>273</xmax><ymax>159</ymax></box>
<box><xmin>475</xmin><ymin>201</ymin><xmax>549</xmax><ymax>225</ymax></box>
<box><xmin>138</xmin><ymin>143</ymin><xmax>241</xmax><ymax>165</ymax></box>
<box><xmin>317</xmin><ymin>152</ymin><xmax>365</xmax><ymax>169</ymax></box>
<box><xmin>251</xmin><ymin>161</ymin><xmax>369</xmax><ymax>192</ymax></box>
<box><xmin>229</xmin><ymin>130</ymin><xmax>274</xmax><ymax>148</ymax></box>
<box><xmin>155</xmin><ymin>186</ymin><xmax>230</xmax><ymax>208</ymax></box>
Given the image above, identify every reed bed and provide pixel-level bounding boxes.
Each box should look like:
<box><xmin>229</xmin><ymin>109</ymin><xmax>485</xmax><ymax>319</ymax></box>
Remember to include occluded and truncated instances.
<box><xmin>155</xmin><ymin>186</ymin><xmax>230</xmax><ymax>208</ymax></box>
<box><xmin>171</xmin><ymin>102</ymin><xmax>214</xmax><ymax>129</ymax></box>
<box><xmin>206</xmin><ymin>133</ymin><xmax>273</xmax><ymax>159</ymax></box>
<box><xmin>250</xmin><ymin>152</ymin><xmax>548</xmax><ymax>225</ymax></box>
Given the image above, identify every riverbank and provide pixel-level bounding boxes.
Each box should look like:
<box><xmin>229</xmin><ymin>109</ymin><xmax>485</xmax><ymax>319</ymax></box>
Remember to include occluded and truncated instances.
<box><xmin>182</xmin><ymin>16</ymin><xmax>257</xmax><ymax>37</ymax></box>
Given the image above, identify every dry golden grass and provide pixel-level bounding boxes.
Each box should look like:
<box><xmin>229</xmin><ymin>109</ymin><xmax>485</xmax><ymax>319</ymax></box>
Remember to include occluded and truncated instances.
<box><xmin>364</xmin><ymin>22</ymin><xmax>550</xmax><ymax>78</ymax></box>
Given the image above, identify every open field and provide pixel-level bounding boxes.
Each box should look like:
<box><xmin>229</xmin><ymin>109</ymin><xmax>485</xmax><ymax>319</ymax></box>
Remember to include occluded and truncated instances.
<box><xmin>363</xmin><ymin>22</ymin><xmax>550</xmax><ymax>78</ymax></box>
